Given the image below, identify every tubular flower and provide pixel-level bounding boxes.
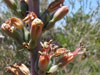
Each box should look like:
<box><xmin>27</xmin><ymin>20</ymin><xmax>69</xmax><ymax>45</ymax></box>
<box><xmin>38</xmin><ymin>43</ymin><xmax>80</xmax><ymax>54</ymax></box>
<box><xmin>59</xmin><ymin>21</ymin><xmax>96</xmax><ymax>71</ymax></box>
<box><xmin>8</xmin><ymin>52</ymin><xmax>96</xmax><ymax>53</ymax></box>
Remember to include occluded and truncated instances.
<box><xmin>58</xmin><ymin>46</ymin><xmax>83</xmax><ymax>67</ymax></box>
<box><xmin>30</xmin><ymin>18</ymin><xmax>44</xmax><ymax>40</ymax></box>
<box><xmin>47</xmin><ymin>0</ymin><xmax>64</xmax><ymax>13</ymax></box>
<box><xmin>23</xmin><ymin>12</ymin><xmax>37</xmax><ymax>23</ymax></box>
<box><xmin>38</xmin><ymin>40</ymin><xmax>58</xmax><ymax>71</ymax></box>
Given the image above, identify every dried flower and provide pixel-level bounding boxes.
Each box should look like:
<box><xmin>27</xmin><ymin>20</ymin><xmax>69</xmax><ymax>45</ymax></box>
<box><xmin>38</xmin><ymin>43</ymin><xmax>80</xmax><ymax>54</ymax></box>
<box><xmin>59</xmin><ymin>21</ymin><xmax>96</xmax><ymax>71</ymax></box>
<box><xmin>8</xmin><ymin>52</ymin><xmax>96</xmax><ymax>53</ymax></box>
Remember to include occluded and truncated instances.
<box><xmin>1</xmin><ymin>18</ymin><xmax>24</xmax><ymax>44</ymax></box>
<box><xmin>23</xmin><ymin>12</ymin><xmax>37</xmax><ymax>23</ymax></box>
<box><xmin>11</xmin><ymin>17</ymin><xmax>24</xmax><ymax>29</ymax></box>
<box><xmin>6</xmin><ymin>63</ymin><xmax>30</xmax><ymax>75</ymax></box>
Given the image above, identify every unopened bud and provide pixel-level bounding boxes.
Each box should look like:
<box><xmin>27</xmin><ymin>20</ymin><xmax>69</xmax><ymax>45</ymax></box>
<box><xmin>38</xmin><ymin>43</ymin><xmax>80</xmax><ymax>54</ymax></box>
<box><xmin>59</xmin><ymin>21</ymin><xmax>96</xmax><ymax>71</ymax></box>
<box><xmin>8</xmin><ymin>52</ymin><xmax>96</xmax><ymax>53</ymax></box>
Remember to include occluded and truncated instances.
<box><xmin>38</xmin><ymin>55</ymin><xmax>50</xmax><ymax>71</ymax></box>
<box><xmin>52</xmin><ymin>6</ymin><xmax>68</xmax><ymax>22</ymax></box>
<box><xmin>44</xmin><ymin>6</ymin><xmax>68</xmax><ymax>31</ymax></box>
<box><xmin>30</xmin><ymin>18</ymin><xmax>44</xmax><ymax>40</ymax></box>
<box><xmin>48</xmin><ymin>65</ymin><xmax>59</xmax><ymax>73</ymax></box>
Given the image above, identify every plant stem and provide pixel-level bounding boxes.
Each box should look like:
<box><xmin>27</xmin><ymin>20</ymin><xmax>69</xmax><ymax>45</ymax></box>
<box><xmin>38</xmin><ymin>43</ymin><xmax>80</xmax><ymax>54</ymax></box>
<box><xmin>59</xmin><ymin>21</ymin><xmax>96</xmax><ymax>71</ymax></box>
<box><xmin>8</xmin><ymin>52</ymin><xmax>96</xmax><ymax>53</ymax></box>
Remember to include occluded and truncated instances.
<box><xmin>28</xmin><ymin>0</ymin><xmax>40</xmax><ymax>75</ymax></box>
<box><xmin>28</xmin><ymin>0</ymin><xmax>40</xmax><ymax>16</ymax></box>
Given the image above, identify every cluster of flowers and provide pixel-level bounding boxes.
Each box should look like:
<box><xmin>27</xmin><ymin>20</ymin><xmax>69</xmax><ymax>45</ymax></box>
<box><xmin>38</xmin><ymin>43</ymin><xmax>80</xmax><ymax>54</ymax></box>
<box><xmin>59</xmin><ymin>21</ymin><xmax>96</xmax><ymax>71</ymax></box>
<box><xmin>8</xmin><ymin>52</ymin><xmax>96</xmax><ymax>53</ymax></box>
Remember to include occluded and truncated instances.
<box><xmin>1</xmin><ymin>0</ymin><xmax>85</xmax><ymax>74</ymax></box>
<box><xmin>38</xmin><ymin>40</ymin><xmax>84</xmax><ymax>73</ymax></box>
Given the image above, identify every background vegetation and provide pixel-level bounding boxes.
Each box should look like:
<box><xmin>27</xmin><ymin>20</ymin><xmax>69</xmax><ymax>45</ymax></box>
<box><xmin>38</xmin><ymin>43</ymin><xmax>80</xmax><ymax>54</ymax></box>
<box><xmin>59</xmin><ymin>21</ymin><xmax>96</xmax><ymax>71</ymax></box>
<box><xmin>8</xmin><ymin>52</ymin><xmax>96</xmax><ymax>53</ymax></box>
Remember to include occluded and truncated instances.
<box><xmin>0</xmin><ymin>0</ymin><xmax>100</xmax><ymax>75</ymax></box>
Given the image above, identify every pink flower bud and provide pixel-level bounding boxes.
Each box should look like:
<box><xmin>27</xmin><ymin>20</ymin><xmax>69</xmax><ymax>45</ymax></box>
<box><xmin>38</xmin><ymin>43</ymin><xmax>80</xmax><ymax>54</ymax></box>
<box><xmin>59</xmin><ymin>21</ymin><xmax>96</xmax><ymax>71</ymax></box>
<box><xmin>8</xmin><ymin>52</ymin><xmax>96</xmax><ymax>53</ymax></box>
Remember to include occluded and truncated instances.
<box><xmin>52</xmin><ymin>6</ymin><xmax>68</xmax><ymax>22</ymax></box>
<box><xmin>47</xmin><ymin>0</ymin><xmax>64</xmax><ymax>13</ymax></box>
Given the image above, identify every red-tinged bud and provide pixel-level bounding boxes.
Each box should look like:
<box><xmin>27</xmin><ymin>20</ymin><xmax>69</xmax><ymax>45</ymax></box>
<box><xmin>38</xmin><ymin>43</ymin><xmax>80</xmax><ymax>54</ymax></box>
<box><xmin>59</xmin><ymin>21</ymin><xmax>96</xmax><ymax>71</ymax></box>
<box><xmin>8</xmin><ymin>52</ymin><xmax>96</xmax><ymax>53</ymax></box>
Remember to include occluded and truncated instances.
<box><xmin>58</xmin><ymin>47</ymin><xmax>82</xmax><ymax>67</ymax></box>
<box><xmin>47</xmin><ymin>0</ymin><xmax>64</xmax><ymax>13</ymax></box>
<box><xmin>23</xmin><ymin>12</ymin><xmax>37</xmax><ymax>23</ymax></box>
<box><xmin>52</xmin><ymin>6</ymin><xmax>68</xmax><ymax>22</ymax></box>
<box><xmin>58</xmin><ymin>52</ymin><xmax>74</xmax><ymax>67</ymax></box>
<box><xmin>30</xmin><ymin>18</ymin><xmax>44</xmax><ymax>40</ymax></box>
<box><xmin>38</xmin><ymin>55</ymin><xmax>50</xmax><ymax>71</ymax></box>
<box><xmin>11</xmin><ymin>17</ymin><xmax>24</xmax><ymax>29</ymax></box>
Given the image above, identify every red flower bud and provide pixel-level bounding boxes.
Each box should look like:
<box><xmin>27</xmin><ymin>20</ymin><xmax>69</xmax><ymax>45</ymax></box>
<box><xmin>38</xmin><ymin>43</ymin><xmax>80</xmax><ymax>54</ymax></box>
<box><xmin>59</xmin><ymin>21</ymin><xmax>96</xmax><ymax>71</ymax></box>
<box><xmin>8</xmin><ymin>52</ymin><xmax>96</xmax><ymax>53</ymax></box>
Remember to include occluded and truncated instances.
<box><xmin>38</xmin><ymin>55</ymin><xmax>50</xmax><ymax>71</ymax></box>
<box><xmin>30</xmin><ymin>18</ymin><xmax>44</xmax><ymax>40</ymax></box>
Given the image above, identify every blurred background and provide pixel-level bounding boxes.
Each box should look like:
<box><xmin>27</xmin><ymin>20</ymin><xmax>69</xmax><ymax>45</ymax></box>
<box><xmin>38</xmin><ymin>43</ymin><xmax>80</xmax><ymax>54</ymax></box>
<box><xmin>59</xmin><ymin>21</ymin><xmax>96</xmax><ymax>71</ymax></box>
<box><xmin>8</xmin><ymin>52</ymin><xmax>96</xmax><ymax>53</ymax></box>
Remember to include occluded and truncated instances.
<box><xmin>0</xmin><ymin>0</ymin><xmax>100</xmax><ymax>75</ymax></box>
